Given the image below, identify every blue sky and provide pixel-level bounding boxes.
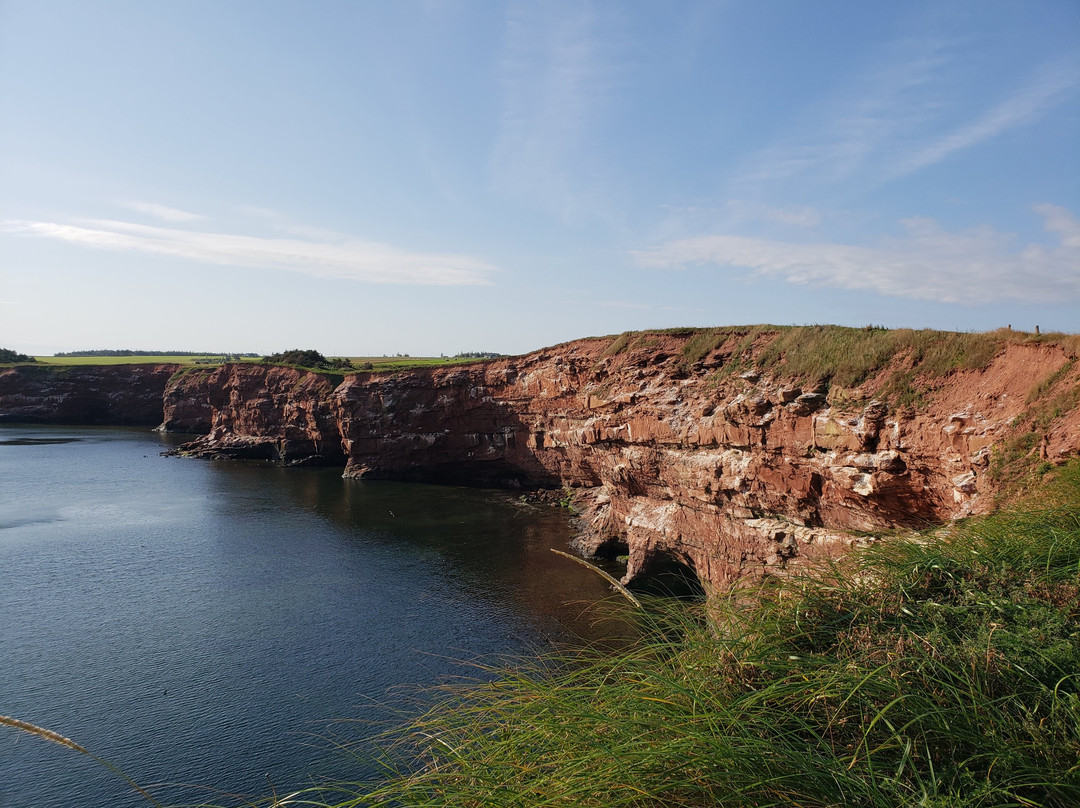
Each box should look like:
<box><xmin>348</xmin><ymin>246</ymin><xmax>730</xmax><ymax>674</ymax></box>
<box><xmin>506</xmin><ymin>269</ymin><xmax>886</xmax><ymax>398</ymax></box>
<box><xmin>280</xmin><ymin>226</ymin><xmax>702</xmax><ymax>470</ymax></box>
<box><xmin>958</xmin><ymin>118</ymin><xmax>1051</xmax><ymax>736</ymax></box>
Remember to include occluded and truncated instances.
<box><xmin>2</xmin><ymin>0</ymin><xmax>1078</xmax><ymax>356</ymax></box>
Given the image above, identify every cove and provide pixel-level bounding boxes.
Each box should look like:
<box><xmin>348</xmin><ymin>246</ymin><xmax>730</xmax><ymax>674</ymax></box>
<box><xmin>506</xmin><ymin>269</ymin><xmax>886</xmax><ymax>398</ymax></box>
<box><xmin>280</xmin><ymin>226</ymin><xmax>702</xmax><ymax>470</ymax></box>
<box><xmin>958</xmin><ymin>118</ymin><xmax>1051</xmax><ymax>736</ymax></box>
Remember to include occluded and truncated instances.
<box><xmin>0</xmin><ymin>425</ymin><xmax>630</xmax><ymax>807</ymax></box>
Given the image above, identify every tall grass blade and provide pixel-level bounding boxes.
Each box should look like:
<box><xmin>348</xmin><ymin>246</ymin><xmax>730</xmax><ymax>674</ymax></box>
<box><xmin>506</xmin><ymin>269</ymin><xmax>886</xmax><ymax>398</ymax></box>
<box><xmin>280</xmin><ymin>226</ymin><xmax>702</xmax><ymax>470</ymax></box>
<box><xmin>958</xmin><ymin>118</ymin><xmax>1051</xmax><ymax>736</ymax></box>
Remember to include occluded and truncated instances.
<box><xmin>0</xmin><ymin>714</ymin><xmax>164</xmax><ymax>808</ymax></box>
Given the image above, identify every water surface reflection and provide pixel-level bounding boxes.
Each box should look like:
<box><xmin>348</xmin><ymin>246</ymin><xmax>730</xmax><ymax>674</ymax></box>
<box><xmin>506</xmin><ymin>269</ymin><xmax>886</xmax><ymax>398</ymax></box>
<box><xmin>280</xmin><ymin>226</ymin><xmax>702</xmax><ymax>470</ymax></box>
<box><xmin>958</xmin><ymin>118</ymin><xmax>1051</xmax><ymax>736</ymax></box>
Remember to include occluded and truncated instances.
<box><xmin>0</xmin><ymin>426</ymin><xmax>631</xmax><ymax>807</ymax></box>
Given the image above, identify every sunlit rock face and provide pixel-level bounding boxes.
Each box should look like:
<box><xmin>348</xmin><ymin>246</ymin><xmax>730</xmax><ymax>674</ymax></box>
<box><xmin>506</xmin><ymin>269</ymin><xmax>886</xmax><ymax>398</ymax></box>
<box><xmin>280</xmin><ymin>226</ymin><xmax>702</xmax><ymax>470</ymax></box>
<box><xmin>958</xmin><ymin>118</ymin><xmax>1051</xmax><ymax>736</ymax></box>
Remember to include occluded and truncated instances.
<box><xmin>164</xmin><ymin>364</ymin><xmax>344</xmax><ymax>466</ymax></box>
<box><xmin>13</xmin><ymin>330</ymin><xmax>1072</xmax><ymax>592</ymax></box>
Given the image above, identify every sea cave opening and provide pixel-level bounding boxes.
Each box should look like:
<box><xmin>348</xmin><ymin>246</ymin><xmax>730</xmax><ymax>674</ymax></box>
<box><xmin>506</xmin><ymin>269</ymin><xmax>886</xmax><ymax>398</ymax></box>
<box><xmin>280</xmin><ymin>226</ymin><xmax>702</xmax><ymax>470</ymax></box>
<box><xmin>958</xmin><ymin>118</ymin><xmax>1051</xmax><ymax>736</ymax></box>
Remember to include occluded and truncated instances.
<box><xmin>630</xmin><ymin>549</ymin><xmax>707</xmax><ymax>600</ymax></box>
<box><xmin>592</xmin><ymin>538</ymin><xmax>706</xmax><ymax>601</ymax></box>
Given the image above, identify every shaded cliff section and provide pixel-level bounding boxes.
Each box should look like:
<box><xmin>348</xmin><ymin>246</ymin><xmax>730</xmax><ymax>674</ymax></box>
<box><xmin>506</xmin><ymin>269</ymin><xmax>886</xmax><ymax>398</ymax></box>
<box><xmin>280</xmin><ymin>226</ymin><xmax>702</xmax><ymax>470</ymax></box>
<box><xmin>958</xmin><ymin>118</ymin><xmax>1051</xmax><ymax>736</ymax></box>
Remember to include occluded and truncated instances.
<box><xmin>0</xmin><ymin>364</ymin><xmax>182</xmax><ymax>426</ymax></box>
<box><xmin>158</xmin><ymin>328</ymin><xmax>1080</xmax><ymax>590</ymax></box>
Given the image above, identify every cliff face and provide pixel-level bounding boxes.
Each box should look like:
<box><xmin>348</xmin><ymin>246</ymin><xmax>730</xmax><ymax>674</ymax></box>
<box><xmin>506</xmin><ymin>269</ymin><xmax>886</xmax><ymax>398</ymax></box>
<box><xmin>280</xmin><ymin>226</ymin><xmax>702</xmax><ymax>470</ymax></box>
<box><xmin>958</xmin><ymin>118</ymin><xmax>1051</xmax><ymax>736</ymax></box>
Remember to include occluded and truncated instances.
<box><xmin>0</xmin><ymin>364</ymin><xmax>180</xmax><ymax>426</ymax></box>
<box><xmin>163</xmin><ymin>364</ymin><xmax>344</xmax><ymax>464</ymax></box>
<box><xmin>165</xmin><ymin>331</ymin><xmax>1080</xmax><ymax>590</ymax></box>
<box><xmin>3</xmin><ymin>332</ymin><xmax>1073</xmax><ymax>591</ymax></box>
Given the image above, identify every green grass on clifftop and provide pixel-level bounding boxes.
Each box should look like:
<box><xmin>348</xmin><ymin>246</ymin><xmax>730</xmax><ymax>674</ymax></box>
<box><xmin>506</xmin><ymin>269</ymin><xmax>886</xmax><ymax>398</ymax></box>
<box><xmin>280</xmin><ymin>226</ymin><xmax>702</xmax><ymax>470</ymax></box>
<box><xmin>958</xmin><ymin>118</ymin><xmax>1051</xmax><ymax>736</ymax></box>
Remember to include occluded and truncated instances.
<box><xmin>287</xmin><ymin>462</ymin><xmax>1080</xmax><ymax>808</ymax></box>
<box><xmin>344</xmin><ymin>356</ymin><xmax>493</xmax><ymax>373</ymax></box>
<box><xmin>602</xmin><ymin>324</ymin><xmax>1080</xmax><ymax>411</ymax></box>
<box><xmin>22</xmin><ymin>354</ymin><xmax>488</xmax><ymax>372</ymax></box>
<box><xmin>32</xmin><ymin>354</ymin><xmax>254</xmax><ymax>366</ymax></box>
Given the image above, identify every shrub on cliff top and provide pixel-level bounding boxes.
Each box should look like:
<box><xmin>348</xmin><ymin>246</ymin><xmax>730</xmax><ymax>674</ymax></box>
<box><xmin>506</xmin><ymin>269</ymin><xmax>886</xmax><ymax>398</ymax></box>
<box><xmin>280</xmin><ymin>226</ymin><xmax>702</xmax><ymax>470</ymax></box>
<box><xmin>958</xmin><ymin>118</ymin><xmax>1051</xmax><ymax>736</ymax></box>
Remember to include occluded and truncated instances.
<box><xmin>0</xmin><ymin>348</ymin><xmax>37</xmax><ymax>363</ymax></box>
<box><xmin>261</xmin><ymin>349</ymin><xmax>353</xmax><ymax>370</ymax></box>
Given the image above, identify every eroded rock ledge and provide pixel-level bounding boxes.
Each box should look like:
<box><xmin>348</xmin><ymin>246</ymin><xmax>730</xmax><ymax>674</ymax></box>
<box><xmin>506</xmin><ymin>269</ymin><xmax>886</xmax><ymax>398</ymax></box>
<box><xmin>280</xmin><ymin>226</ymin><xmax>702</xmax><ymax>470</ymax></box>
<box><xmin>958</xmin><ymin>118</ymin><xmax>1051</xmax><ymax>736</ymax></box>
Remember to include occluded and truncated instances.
<box><xmin>161</xmin><ymin>331</ymin><xmax>1080</xmax><ymax>591</ymax></box>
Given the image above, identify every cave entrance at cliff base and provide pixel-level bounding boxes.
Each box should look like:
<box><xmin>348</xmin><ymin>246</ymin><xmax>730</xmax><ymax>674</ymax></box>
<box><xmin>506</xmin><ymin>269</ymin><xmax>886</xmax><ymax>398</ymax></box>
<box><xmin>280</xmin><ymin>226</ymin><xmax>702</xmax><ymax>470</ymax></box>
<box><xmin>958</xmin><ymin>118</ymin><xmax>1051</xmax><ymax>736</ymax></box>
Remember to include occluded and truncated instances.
<box><xmin>593</xmin><ymin>538</ymin><xmax>706</xmax><ymax>601</ymax></box>
<box><xmin>631</xmin><ymin>550</ymin><xmax>707</xmax><ymax>600</ymax></box>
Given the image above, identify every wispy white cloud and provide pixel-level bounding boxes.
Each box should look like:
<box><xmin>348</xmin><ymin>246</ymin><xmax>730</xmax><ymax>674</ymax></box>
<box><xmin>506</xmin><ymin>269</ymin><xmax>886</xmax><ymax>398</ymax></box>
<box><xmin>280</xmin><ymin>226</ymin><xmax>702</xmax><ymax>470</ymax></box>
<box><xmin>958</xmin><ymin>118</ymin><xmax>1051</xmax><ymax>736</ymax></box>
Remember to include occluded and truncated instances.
<box><xmin>632</xmin><ymin>205</ymin><xmax>1080</xmax><ymax>305</ymax></box>
<box><xmin>730</xmin><ymin>36</ymin><xmax>1079</xmax><ymax>194</ymax></box>
<box><xmin>116</xmin><ymin>200</ymin><xmax>207</xmax><ymax>223</ymax></box>
<box><xmin>891</xmin><ymin>59</ymin><xmax>1080</xmax><ymax>176</ymax></box>
<box><xmin>236</xmin><ymin>204</ymin><xmax>283</xmax><ymax>221</ymax></box>
<box><xmin>0</xmin><ymin>218</ymin><xmax>496</xmax><ymax>286</ymax></box>
<box><xmin>726</xmin><ymin>201</ymin><xmax>822</xmax><ymax>228</ymax></box>
<box><xmin>1036</xmin><ymin>203</ymin><xmax>1080</xmax><ymax>249</ymax></box>
<box><xmin>596</xmin><ymin>299</ymin><xmax>652</xmax><ymax>310</ymax></box>
<box><xmin>732</xmin><ymin>34</ymin><xmax>954</xmax><ymax>192</ymax></box>
<box><xmin>490</xmin><ymin>1</ymin><xmax>623</xmax><ymax>221</ymax></box>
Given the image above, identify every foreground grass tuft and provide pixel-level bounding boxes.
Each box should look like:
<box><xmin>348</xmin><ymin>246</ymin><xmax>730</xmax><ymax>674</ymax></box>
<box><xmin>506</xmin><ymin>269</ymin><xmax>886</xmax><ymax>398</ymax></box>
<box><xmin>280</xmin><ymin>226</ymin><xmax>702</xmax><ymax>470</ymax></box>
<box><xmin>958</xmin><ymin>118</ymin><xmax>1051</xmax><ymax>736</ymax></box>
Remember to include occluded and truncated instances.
<box><xmin>284</xmin><ymin>463</ymin><xmax>1080</xmax><ymax>808</ymax></box>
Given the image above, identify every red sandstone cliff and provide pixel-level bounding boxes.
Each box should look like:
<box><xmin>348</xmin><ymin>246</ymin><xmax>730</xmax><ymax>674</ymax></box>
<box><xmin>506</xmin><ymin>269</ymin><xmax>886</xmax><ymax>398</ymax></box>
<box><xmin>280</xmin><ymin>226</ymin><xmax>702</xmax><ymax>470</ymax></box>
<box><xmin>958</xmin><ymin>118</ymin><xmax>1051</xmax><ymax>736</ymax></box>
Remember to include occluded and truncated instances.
<box><xmin>0</xmin><ymin>364</ymin><xmax>180</xmax><ymax>425</ymax></box>
<box><xmin>163</xmin><ymin>364</ymin><xmax>344</xmax><ymax>464</ymax></box>
<box><xmin>163</xmin><ymin>329</ymin><xmax>1080</xmax><ymax>591</ymax></box>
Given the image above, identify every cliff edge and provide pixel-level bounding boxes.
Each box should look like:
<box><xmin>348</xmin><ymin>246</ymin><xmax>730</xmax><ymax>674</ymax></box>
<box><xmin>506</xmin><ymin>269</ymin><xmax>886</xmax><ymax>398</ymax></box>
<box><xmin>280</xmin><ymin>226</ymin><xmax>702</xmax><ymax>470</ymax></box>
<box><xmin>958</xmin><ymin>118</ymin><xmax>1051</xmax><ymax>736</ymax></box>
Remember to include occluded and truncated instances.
<box><xmin>0</xmin><ymin>363</ymin><xmax>181</xmax><ymax>425</ymax></box>
<box><xmin>159</xmin><ymin>326</ymin><xmax>1080</xmax><ymax>591</ymax></box>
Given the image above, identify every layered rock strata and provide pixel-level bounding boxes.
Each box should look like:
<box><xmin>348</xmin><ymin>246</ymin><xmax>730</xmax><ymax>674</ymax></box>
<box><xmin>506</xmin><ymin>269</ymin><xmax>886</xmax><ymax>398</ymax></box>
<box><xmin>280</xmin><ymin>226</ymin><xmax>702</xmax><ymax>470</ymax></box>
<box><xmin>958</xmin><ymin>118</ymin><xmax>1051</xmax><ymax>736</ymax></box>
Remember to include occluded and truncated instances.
<box><xmin>0</xmin><ymin>364</ymin><xmax>180</xmax><ymax>425</ymax></box>
<box><xmin>163</xmin><ymin>333</ymin><xmax>1080</xmax><ymax>590</ymax></box>
<box><xmin>162</xmin><ymin>364</ymin><xmax>343</xmax><ymax>464</ymax></box>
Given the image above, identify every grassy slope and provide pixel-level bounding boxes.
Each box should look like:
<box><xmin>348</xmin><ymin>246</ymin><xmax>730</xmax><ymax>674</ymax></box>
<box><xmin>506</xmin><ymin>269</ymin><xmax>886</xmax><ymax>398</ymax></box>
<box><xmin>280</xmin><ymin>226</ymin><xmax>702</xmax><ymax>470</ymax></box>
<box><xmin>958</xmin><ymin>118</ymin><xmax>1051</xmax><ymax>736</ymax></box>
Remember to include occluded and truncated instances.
<box><xmin>604</xmin><ymin>324</ymin><xmax>1079</xmax><ymax>408</ymax></box>
<box><xmin>298</xmin><ymin>463</ymin><xmax>1080</xmax><ymax>808</ymax></box>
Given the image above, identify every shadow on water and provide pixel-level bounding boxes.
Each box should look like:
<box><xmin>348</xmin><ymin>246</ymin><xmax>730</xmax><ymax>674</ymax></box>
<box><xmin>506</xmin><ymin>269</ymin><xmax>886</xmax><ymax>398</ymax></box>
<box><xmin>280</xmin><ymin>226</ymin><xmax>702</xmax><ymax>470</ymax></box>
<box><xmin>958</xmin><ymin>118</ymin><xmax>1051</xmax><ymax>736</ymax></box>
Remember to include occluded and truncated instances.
<box><xmin>1</xmin><ymin>425</ymin><xmax>641</xmax><ymax>808</ymax></box>
<box><xmin>201</xmin><ymin>459</ymin><xmax>638</xmax><ymax>647</ymax></box>
<box><xmin>0</xmin><ymin>437</ymin><xmax>83</xmax><ymax>445</ymax></box>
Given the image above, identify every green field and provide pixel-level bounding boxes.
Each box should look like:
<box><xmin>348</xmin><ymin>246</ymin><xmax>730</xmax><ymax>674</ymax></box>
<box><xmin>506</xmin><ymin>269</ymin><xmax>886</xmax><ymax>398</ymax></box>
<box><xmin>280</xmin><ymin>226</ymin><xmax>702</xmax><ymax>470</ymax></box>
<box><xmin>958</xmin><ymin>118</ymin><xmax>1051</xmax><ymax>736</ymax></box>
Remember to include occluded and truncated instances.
<box><xmin>20</xmin><ymin>354</ymin><xmax>493</xmax><ymax>372</ymax></box>
<box><xmin>30</xmin><ymin>355</ymin><xmax>254</xmax><ymax>366</ymax></box>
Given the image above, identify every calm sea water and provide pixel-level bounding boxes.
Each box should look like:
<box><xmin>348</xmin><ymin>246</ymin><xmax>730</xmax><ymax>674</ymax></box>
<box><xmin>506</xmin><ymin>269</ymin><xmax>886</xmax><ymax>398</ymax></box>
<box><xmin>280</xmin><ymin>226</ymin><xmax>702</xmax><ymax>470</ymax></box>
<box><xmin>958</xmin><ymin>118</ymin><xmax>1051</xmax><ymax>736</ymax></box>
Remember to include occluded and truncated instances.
<box><xmin>0</xmin><ymin>425</ymin><xmax>628</xmax><ymax>807</ymax></box>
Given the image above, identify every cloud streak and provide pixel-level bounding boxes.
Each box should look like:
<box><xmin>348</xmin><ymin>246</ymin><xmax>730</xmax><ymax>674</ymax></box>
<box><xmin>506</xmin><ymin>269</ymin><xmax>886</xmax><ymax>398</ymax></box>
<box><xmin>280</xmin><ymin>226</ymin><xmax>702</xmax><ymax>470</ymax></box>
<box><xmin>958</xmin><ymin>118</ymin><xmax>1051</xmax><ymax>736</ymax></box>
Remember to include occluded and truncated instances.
<box><xmin>116</xmin><ymin>200</ymin><xmax>208</xmax><ymax>223</ymax></box>
<box><xmin>730</xmin><ymin>38</ymin><xmax>1079</xmax><ymax>195</ymax></box>
<box><xmin>0</xmin><ymin>219</ymin><xmax>496</xmax><ymax>286</ymax></box>
<box><xmin>596</xmin><ymin>299</ymin><xmax>652</xmax><ymax>310</ymax></box>
<box><xmin>632</xmin><ymin>205</ymin><xmax>1080</xmax><ymax>305</ymax></box>
<box><xmin>490</xmin><ymin>1</ymin><xmax>622</xmax><ymax>221</ymax></box>
<box><xmin>731</xmin><ymin>34</ymin><xmax>954</xmax><ymax>192</ymax></box>
<box><xmin>726</xmin><ymin>201</ymin><xmax>822</xmax><ymax>229</ymax></box>
<box><xmin>891</xmin><ymin>59</ymin><xmax>1080</xmax><ymax>177</ymax></box>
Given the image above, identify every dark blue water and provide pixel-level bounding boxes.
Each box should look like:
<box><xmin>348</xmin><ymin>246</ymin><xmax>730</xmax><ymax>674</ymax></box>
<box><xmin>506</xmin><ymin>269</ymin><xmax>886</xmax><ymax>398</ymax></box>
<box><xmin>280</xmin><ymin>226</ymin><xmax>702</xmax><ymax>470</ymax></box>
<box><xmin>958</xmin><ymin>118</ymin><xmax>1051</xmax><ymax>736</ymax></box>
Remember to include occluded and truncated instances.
<box><xmin>0</xmin><ymin>426</ymin><xmax>628</xmax><ymax>807</ymax></box>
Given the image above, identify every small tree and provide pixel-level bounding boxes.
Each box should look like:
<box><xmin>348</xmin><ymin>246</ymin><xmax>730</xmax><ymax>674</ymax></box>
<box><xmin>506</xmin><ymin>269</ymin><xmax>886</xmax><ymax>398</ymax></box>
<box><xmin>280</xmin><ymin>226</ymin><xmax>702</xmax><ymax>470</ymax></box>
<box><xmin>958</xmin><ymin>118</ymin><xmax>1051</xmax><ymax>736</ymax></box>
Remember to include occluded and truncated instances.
<box><xmin>0</xmin><ymin>348</ymin><xmax>36</xmax><ymax>363</ymax></box>
<box><xmin>261</xmin><ymin>349</ymin><xmax>353</xmax><ymax>370</ymax></box>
